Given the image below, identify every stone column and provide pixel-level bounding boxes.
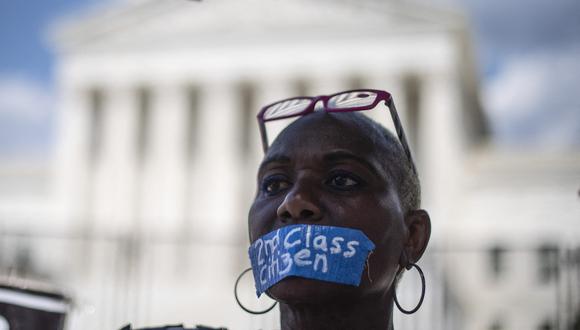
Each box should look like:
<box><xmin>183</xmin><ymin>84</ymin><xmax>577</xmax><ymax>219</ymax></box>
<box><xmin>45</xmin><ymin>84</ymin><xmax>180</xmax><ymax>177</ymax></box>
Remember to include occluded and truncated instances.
<box><xmin>190</xmin><ymin>80</ymin><xmax>240</xmax><ymax>243</ymax></box>
<box><xmin>253</xmin><ymin>77</ymin><xmax>300</xmax><ymax>153</ymax></box>
<box><xmin>365</xmin><ymin>73</ymin><xmax>408</xmax><ymax>137</ymax></box>
<box><xmin>92</xmin><ymin>83</ymin><xmax>139</xmax><ymax>236</ymax></box>
<box><xmin>419</xmin><ymin>72</ymin><xmax>463</xmax><ymax>238</ymax></box>
<box><xmin>139</xmin><ymin>82</ymin><xmax>189</xmax><ymax>238</ymax></box>
<box><xmin>53</xmin><ymin>81</ymin><xmax>93</xmax><ymax>232</ymax></box>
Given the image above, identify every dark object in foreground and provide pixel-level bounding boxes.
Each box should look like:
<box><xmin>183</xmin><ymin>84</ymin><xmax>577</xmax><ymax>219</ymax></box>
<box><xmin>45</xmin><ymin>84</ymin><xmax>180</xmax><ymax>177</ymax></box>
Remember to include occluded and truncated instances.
<box><xmin>120</xmin><ymin>324</ymin><xmax>227</xmax><ymax>330</ymax></box>
<box><xmin>0</xmin><ymin>281</ymin><xmax>70</xmax><ymax>330</ymax></box>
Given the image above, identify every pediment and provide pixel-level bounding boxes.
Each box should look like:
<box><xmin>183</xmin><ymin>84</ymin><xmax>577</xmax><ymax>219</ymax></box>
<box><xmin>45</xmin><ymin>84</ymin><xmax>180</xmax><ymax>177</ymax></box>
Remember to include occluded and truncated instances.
<box><xmin>52</xmin><ymin>0</ymin><xmax>464</xmax><ymax>53</ymax></box>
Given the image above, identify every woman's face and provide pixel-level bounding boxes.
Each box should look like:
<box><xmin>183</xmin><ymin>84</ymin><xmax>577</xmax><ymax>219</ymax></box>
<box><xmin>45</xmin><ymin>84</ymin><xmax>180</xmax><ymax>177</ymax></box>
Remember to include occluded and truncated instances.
<box><xmin>248</xmin><ymin>113</ymin><xmax>408</xmax><ymax>304</ymax></box>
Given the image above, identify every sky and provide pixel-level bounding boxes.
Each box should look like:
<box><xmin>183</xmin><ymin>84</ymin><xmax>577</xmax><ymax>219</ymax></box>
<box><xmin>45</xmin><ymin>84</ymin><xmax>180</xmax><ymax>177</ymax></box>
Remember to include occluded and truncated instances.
<box><xmin>448</xmin><ymin>0</ymin><xmax>580</xmax><ymax>148</ymax></box>
<box><xmin>0</xmin><ymin>0</ymin><xmax>579</xmax><ymax>158</ymax></box>
<box><xmin>0</xmin><ymin>0</ymin><xmax>98</xmax><ymax>157</ymax></box>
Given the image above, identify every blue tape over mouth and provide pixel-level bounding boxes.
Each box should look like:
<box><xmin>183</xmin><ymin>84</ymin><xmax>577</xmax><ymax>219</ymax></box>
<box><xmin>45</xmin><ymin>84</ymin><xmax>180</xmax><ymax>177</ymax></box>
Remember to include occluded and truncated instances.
<box><xmin>248</xmin><ymin>224</ymin><xmax>375</xmax><ymax>297</ymax></box>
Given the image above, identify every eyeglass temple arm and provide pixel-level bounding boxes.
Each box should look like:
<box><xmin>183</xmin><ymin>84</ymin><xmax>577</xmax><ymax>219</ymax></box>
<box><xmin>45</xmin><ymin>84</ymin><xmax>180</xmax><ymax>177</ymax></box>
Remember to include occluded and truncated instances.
<box><xmin>259</xmin><ymin>121</ymin><xmax>269</xmax><ymax>153</ymax></box>
<box><xmin>386</xmin><ymin>98</ymin><xmax>418</xmax><ymax>175</ymax></box>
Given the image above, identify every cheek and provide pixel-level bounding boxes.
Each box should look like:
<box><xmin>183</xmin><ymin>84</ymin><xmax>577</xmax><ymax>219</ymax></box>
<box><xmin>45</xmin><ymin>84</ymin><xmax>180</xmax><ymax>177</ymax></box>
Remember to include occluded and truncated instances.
<box><xmin>362</xmin><ymin>222</ymin><xmax>404</xmax><ymax>291</ymax></box>
<box><xmin>371</xmin><ymin>197</ymin><xmax>405</xmax><ymax>268</ymax></box>
<box><xmin>331</xmin><ymin>194</ymin><xmax>400</xmax><ymax>240</ymax></box>
<box><xmin>248</xmin><ymin>198</ymin><xmax>280</xmax><ymax>242</ymax></box>
<box><xmin>352</xmin><ymin>195</ymin><xmax>405</xmax><ymax>289</ymax></box>
<box><xmin>373</xmin><ymin>191</ymin><xmax>405</xmax><ymax>243</ymax></box>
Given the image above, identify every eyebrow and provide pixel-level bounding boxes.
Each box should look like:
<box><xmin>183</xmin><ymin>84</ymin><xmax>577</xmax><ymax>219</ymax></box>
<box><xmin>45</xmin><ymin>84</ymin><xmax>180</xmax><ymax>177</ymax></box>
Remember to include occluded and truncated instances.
<box><xmin>258</xmin><ymin>153</ymin><xmax>291</xmax><ymax>173</ymax></box>
<box><xmin>258</xmin><ymin>150</ymin><xmax>383</xmax><ymax>177</ymax></box>
<box><xmin>323</xmin><ymin>150</ymin><xmax>382</xmax><ymax>177</ymax></box>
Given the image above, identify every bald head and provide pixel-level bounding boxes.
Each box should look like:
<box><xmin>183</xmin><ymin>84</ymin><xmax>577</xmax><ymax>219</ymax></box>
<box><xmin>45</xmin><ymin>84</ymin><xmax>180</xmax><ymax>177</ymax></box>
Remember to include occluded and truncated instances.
<box><xmin>268</xmin><ymin>112</ymin><xmax>421</xmax><ymax>213</ymax></box>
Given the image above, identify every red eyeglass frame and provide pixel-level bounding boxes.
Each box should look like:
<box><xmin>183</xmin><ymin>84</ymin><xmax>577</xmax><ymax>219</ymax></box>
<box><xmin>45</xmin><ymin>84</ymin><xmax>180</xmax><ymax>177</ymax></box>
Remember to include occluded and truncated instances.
<box><xmin>256</xmin><ymin>89</ymin><xmax>417</xmax><ymax>174</ymax></box>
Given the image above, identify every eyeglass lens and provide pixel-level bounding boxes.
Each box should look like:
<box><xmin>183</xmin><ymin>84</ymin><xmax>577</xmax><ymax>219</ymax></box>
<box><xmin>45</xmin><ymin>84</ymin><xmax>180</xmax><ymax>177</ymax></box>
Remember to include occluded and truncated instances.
<box><xmin>263</xmin><ymin>98</ymin><xmax>312</xmax><ymax>120</ymax></box>
<box><xmin>327</xmin><ymin>91</ymin><xmax>377</xmax><ymax>109</ymax></box>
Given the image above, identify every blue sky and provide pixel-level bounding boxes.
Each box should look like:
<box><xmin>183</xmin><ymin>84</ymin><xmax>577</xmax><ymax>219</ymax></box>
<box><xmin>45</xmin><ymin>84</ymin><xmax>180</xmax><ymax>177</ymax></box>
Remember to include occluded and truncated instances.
<box><xmin>0</xmin><ymin>0</ymin><xmax>97</xmax><ymax>157</ymax></box>
<box><xmin>0</xmin><ymin>1</ymin><xmax>97</xmax><ymax>84</ymax></box>
<box><xmin>453</xmin><ymin>0</ymin><xmax>580</xmax><ymax>147</ymax></box>
<box><xmin>0</xmin><ymin>0</ymin><xmax>579</xmax><ymax>157</ymax></box>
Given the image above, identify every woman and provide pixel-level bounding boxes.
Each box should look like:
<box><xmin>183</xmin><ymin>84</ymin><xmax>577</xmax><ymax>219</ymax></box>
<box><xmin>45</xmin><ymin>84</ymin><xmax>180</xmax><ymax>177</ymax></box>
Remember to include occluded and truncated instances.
<box><xmin>239</xmin><ymin>89</ymin><xmax>431</xmax><ymax>330</ymax></box>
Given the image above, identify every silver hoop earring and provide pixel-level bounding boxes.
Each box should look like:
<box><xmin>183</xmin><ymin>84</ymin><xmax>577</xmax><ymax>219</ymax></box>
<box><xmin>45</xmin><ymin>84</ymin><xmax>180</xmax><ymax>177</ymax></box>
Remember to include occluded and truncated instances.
<box><xmin>393</xmin><ymin>263</ymin><xmax>426</xmax><ymax>314</ymax></box>
<box><xmin>234</xmin><ymin>268</ymin><xmax>277</xmax><ymax>315</ymax></box>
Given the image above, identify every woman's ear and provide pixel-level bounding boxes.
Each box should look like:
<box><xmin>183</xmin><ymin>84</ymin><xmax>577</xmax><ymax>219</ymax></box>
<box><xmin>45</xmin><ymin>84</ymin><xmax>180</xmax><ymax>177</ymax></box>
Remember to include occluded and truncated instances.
<box><xmin>403</xmin><ymin>209</ymin><xmax>431</xmax><ymax>264</ymax></box>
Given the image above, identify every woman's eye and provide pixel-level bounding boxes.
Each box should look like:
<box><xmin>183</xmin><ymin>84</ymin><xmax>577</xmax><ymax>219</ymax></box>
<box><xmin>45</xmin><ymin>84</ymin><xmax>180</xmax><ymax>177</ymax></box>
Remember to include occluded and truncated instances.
<box><xmin>326</xmin><ymin>173</ymin><xmax>362</xmax><ymax>190</ymax></box>
<box><xmin>261</xmin><ymin>176</ymin><xmax>291</xmax><ymax>196</ymax></box>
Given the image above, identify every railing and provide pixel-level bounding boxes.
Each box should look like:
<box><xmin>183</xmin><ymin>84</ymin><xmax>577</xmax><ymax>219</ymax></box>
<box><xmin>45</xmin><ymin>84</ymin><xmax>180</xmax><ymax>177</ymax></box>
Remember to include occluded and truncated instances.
<box><xmin>0</xmin><ymin>231</ymin><xmax>578</xmax><ymax>330</ymax></box>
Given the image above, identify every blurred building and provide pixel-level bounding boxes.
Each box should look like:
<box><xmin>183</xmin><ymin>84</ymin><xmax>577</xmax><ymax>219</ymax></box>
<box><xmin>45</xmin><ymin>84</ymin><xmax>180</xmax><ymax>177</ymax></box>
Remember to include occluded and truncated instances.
<box><xmin>0</xmin><ymin>0</ymin><xmax>578</xmax><ymax>329</ymax></box>
<box><xmin>447</xmin><ymin>151</ymin><xmax>580</xmax><ymax>330</ymax></box>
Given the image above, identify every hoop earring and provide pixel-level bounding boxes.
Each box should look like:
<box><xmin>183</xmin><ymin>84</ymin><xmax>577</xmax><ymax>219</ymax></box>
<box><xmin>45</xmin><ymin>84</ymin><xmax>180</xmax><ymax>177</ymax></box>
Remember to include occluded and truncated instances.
<box><xmin>393</xmin><ymin>263</ymin><xmax>426</xmax><ymax>314</ymax></box>
<box><xmin>234</xmin><ymin>268</ymin><xmax>277</xmax><ymax>315</ymax></box>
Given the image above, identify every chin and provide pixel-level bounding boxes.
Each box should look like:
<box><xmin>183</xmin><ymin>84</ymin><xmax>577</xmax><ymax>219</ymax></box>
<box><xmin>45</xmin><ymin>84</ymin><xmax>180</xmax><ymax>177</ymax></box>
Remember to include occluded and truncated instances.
<box><xmin>267</xmin><ymin>277</ymin><xmax>360</xmax><ymax>305</ymax></box>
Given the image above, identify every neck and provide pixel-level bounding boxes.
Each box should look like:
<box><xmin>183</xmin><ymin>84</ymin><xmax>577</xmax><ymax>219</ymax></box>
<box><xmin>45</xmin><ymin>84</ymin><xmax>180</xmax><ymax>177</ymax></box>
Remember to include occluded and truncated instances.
<box><xmin>279</xmin><ymin>292</ymin><xmax>394</xmax><ymax>330</ymax></box>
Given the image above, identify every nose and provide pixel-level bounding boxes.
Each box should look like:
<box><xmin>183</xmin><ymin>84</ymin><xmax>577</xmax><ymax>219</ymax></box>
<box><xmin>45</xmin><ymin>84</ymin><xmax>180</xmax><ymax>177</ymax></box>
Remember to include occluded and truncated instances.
<box><xmin>276</xmin><ymin>185</ymin><xmax>322</xmax><ymax>222</ymax></box>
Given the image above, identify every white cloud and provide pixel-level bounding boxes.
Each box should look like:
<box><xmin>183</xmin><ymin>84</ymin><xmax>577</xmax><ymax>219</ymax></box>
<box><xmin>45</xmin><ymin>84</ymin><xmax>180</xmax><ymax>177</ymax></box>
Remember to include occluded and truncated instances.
<box><xmin>484</xmin><ymin>59</ymin><xmax>544</xmax><ymax>119</ymax></box>
<box><xmin>0</xmin><ymin>75</ymin><xmax>54</xmax><ymax>120</ymax></box>
<box><xmin>0</xmin><ymin>75</ymin><xmax>55</xmax><ymax>156</ymax></box>
<box><xmin>483</xmin><ymin>47</ymin><xmax>580</xmax><ymax>148</ymax></box>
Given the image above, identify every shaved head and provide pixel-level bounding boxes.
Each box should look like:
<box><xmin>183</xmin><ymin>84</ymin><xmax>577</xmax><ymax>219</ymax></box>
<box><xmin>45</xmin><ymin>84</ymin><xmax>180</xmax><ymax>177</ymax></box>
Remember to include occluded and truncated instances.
<box><xmin>269</xmin><ymin>111</ymin><xmax>421</xmax><ymax>213</ymax></box>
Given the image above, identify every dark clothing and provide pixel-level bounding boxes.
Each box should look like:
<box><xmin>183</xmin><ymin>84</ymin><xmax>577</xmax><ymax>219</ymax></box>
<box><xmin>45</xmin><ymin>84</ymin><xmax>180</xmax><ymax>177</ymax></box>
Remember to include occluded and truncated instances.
<box><xmin>120</xmin><ymin>324</ymin><xmax>227</xmax><ymax>330</ymax></box>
